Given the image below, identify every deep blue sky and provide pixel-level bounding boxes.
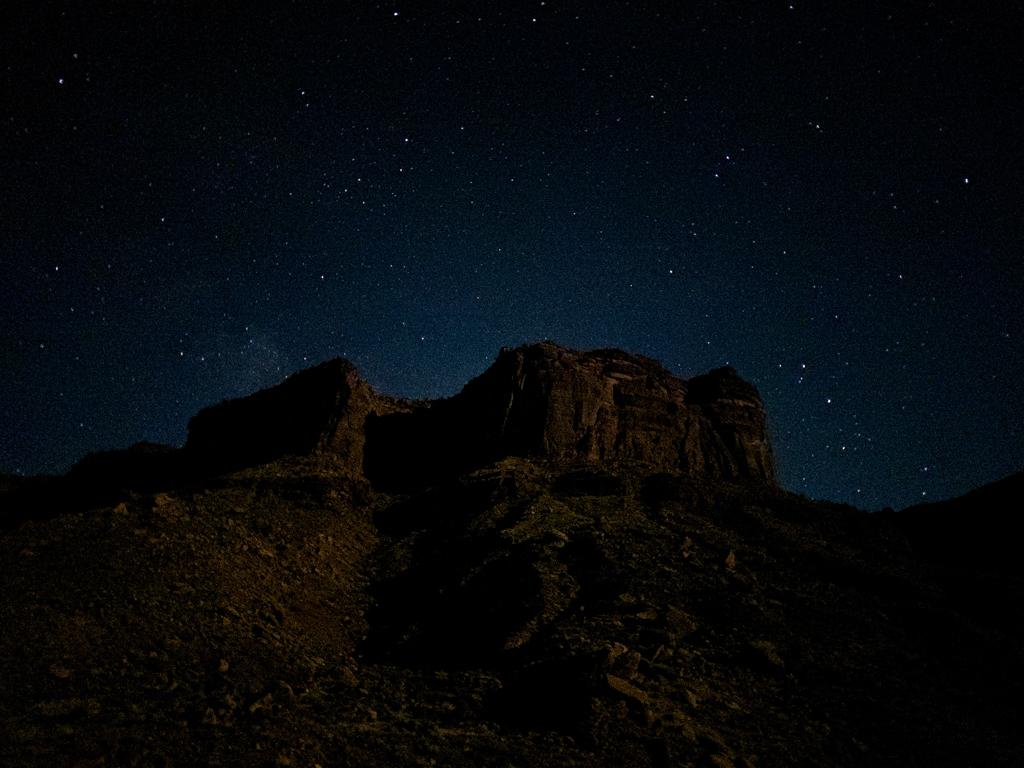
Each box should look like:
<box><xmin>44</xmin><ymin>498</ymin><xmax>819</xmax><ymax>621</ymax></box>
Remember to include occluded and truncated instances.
<box><xmin>3</xmin><ymin>1</ymin><xmax>1022</xmax><ymax>511</ymax></box>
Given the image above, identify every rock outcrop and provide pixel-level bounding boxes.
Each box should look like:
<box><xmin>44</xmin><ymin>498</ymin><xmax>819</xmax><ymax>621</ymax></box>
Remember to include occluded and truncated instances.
<box><xmin>185</xmin><ymin>342</ymin><xmax>777</xmax><ymax>491</ymax></box>
<box><xmin>184</xmin><ymin>357</ymin><xmax>406</xmax><ymax>479</ymax></box>
<box><xmin>1</xmin><ymin>343</ymin><xmax>776</xmax><ymax>530</ymax></box>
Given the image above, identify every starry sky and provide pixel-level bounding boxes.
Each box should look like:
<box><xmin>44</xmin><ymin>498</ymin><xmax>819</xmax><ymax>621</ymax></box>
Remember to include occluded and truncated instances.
<box><xmin>3</xmin><ymin>1</ymin><xmax>1022</xmax><ymax>511</ymax></box>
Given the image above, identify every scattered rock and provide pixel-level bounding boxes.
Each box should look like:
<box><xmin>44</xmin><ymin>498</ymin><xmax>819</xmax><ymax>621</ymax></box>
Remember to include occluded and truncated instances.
<box><xmin>665</xmin><ymin>606</ymin><xmax>699</xmax><ymax>636</ymax></box>
<box><xmin>605</xmin><ymin>674</ymin><xmax>650</xmax><ymax>709</ymax></box>
<box><xmin>745</xmin><ymin>640</ymin><xmax>784</xmax><ymax>669</ymax></box>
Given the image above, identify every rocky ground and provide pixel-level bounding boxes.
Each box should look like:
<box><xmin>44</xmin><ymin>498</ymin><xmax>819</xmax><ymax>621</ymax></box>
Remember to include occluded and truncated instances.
<box><xmin>2</xmin><ymin>455</ymin><xmax>1021</xmax><ymax>767</ymax></box>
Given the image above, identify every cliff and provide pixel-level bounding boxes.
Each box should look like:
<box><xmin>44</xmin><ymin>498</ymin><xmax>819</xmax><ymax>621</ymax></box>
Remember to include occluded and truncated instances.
<box><xmin>184</xmin><ymin>342</ymin><xmax>777</xmax><ymax>491</ymax></box>
<box><xmin>184</xmin><ymin>357</ymin><xmax>404</xmax><ymax>479</ymax></box>
<box><xmin>1</xmin><ymin>343</ymin><xmax>775</xmax><ymax>531</ymax></box>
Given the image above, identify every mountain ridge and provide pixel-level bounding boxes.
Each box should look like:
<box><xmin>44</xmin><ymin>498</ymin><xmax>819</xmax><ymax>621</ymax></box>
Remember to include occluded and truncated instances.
<box><xmin>185</xmin><ymin>341</ymin><xmax>778</xmax><ymax>491</ymax></box>
<box><xmin>1</xmin><ymin>344</ymin><xmax>1021</xmax><ymax>766</ymax></box>
<box><xmin>2</xmin><ymin>342</ymin><xmax>778</xmax><ymax>529</ymax></box>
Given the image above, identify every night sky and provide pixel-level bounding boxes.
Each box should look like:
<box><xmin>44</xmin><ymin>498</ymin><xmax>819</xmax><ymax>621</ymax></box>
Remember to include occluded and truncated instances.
<box><xmin>3</xmin><ymin>1</ymin><xmax>1022</xmax><ymax>511</ymax></box>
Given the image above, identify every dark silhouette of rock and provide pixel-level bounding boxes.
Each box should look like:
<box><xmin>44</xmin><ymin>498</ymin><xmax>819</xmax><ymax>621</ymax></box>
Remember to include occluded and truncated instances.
<box><xmin>66</xmin><ymin>440</ymin><xmax>186</xmax><ymax>493</ymax></box>
<box><xmin>893</xmin><ymin>470</ymin><xmax>1024</xmax><ymax>572</ymax></box>
<box><xmin>184</xmin><ymin>357</ymin><xmax>408</xmax><ymax>479</ymax></box>
<box><xmin>0</xmin><ymin>473</ymin><xmax>28</xmax><ymax>496</ymax></box>
<box><xmin>891</xmin><ymin>470</ymin><xmax>1024</xmax><ymax>638</ymax></box>
<box><xmin>0</xmin><ymin>442</ymin><xmax>186</xmax><ymax>532</ymax></box>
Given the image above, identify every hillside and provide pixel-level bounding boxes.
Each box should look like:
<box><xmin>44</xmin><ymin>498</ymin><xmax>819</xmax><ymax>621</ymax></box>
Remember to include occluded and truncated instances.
<box><xmin>1</xmin><ymin>344</ymin><xmax>1020</xmax><ymax>766</ymax></box>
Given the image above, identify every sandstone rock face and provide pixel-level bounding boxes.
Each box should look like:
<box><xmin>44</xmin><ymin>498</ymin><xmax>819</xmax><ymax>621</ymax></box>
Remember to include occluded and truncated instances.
<box><xmin>184</xmin><ymin>342</ymin><xmax>776</xmax><ymax>490</ymax></box>
<box><xmin>479</xmin><ymin>342</ymin><xmax>775</xmax><ymax>482</ymax></box>
<box><xmin>365</xmin><ymin>342</ymin><xmax>776</xmax><ymax>489</ymax></box>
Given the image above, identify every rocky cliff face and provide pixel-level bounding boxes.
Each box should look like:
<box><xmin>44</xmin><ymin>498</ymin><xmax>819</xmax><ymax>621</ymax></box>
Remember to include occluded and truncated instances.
<box><xmin>184</xmin><ymin>357</ymin><xmax>405</xmax><ymax>479</ymax></box>
<box><xmin>185</xmin><ymin>342</ymin><xmax>777</xmax><ymax>491</ymax></box>
<box><xmin>1</xmin><ymin>343</ymin><xmax>775</xmax><ymax>531</ymax></box>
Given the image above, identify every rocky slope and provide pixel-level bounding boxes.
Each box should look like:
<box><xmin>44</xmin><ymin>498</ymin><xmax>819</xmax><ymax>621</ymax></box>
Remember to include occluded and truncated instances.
<box><xmin>1</xmin><ymin>344</ymin><xmax>1020</xmax><ymax>767</ymax></box>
